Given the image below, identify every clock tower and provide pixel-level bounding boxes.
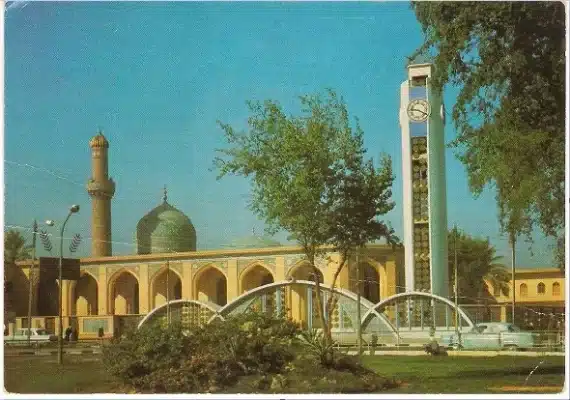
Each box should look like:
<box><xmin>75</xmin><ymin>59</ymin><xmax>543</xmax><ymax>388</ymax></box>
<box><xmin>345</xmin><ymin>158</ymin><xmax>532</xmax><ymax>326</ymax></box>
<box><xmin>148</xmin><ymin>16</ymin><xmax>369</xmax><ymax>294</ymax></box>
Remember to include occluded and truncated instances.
<box><xmin>399</xmin><ymin>63</ymin><xmax>449</xmax><ymax>298</ymax></box>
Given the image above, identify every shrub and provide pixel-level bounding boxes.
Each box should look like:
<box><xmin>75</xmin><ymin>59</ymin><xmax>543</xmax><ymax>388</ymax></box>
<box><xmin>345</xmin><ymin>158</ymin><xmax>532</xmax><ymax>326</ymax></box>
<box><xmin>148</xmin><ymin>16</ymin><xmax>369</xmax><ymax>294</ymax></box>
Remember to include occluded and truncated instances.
<box><xmin>102</xmin><ymin>312</ymin><xmax>398</xmax><ymax>393</ymax></box>
<box><xmin>298</xmin><ymin>329</ymin><xmax>336</xmax><ymax>366</ymax></box>
<box><xmin>423</xmin><ymin>339</ymin><xmax>448</xmax><ymax>356</ymax></box>
<box><xmin>102</xmin><ymin>312</ymin><xmax>301</xmax><ymax>393</ymax></box>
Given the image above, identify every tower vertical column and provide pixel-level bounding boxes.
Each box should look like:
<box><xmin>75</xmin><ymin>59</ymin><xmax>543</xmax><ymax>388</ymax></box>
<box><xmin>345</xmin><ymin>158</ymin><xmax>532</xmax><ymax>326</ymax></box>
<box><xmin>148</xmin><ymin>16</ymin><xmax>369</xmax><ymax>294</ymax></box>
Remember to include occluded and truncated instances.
<box><xmin>86</xmin><ymin>132</ymin><xmax>115</xmax><ymax>257</ymax></box>
<box><xmin>400</xmin><ymin>63</ymin><xmax>449</xmax><ymax>298</ymax></box>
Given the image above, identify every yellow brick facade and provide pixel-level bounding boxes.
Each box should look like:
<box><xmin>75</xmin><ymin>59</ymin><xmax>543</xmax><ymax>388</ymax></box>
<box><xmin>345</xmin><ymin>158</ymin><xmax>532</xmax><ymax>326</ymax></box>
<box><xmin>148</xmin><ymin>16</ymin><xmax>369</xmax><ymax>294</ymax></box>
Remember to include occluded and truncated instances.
<box><xmin>9</xmin><ymin>244</ymin><xmax>404</xmax><ymax>338</ymax></box>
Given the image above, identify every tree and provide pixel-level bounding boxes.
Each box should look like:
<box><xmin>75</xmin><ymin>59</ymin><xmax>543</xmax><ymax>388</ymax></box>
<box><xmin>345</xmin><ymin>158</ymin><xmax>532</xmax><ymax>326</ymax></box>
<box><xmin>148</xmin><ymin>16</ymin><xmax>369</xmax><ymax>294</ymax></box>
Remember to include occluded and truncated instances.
<box><xmin>4</xmin><ymin>229</ymin><xmax>32</xmax><ymax>264</ymax></box>
<box><xmin>449</xmin><ymin>227</ymin><xmax>510</xmax><ymax>304</ymax></box>
<box><xmin>410</xmin><ymin>2</ymin><xmax>565</xmax><ymax>267</ymax></box>
<box><xmin>214</xmin><ymin>90</ymin><xmax>398</xmax><ymax>347</ymax></box>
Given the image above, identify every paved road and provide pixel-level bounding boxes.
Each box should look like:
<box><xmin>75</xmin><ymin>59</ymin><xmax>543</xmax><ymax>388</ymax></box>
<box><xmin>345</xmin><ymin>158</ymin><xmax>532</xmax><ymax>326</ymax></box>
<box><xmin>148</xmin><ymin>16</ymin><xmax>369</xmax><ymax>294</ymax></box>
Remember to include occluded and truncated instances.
<box><xmin>5</xmin><ymin>347</ymin><xmax>564</xmax><ymax>357</ymax></box>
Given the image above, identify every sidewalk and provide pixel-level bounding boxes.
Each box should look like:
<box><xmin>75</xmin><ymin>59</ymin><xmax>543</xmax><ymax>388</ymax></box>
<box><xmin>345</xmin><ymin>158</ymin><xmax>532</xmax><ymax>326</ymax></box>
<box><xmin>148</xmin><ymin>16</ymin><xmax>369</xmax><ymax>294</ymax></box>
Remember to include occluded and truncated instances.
<box><xmin>345</xmin><ymin>349</ymin><xmax>565</xmax><ymax>357</ymax></box>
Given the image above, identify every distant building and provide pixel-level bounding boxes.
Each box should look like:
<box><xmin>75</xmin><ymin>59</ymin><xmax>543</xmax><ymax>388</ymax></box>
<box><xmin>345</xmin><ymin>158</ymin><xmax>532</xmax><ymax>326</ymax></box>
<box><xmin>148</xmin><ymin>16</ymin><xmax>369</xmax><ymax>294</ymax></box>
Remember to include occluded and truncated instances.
<box><xmin>485</xmin><ymin>268</ymin><xmax>565</xmax><ymax>330</ymax></box>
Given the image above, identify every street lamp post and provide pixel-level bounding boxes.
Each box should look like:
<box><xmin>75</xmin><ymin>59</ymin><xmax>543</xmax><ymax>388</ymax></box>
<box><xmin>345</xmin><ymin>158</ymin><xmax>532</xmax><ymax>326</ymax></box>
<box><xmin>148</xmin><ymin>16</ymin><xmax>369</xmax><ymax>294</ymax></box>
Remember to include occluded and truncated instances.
<box><xmin>26</xmin><ymin>219</ymin><xmax>54</xmax><ymax>347</ymax></box>
<box><xmin>26</xmin><ymin>220</ymin><xmax>38</xmax><ymax>347</ymax></box>
<box><xmin>356</xmin><ymin>247</ymin><xmax>362</xmax><ymax>358</ymax></box>
<box><xmin>510</xmin><ymin>233</ymin><xmax>516</xmax><ymax>325</ymax></box>
<box><xmin>57</xmin><ymin>205</ymin><xmax>80</xmax><ymax>365</ymax></box>
<box><xmin>453</xmin><ymin>226</ymin><xmax>461</xmax><ymax>348</ymax></box>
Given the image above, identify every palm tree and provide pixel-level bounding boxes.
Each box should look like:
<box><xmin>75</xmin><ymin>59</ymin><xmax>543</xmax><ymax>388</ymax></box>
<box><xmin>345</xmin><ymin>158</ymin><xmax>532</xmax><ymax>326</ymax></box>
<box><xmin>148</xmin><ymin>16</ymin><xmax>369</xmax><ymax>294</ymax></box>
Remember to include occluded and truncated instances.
<box><xmin>4</xmin><ymin>229</ymin><xmax>32</xmax><ymax>264</ymax></box>
<box><xmin>448</xmin><ymin>227</ymin><xmax>510</xmax><ymax>304</ymax></box>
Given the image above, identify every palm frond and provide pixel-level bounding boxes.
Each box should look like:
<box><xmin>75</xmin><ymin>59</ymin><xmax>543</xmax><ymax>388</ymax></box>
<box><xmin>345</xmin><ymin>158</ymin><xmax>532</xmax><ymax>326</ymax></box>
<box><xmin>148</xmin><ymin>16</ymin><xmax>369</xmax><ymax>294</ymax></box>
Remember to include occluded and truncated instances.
<box><xmin>69</xmin><ymin>233</ymin><xmax>82</xmax><ymax>254</ymax></box>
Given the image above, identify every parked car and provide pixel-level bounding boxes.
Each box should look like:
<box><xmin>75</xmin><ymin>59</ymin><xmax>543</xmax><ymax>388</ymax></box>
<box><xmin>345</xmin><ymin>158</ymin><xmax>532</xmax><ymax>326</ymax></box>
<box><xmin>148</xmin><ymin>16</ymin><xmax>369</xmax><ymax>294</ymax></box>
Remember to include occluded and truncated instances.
<box><xmin>4</xmin><ymin>328</ymin><xmax>58</xmax><ymax>345</ymax></box>
<box><xmin>441</xmin><ymin>322</ymin><xmax>535</xmax><ymax>350</ymax></box>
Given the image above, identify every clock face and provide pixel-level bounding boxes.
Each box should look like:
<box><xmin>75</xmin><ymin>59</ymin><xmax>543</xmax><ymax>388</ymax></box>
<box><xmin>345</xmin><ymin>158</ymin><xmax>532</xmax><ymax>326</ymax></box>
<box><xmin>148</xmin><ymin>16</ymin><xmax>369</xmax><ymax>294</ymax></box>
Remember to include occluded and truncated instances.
<box><xmin>407</xmin><ymin>99</ymin><xmax>431</xmax><ymax>122</ymax></box>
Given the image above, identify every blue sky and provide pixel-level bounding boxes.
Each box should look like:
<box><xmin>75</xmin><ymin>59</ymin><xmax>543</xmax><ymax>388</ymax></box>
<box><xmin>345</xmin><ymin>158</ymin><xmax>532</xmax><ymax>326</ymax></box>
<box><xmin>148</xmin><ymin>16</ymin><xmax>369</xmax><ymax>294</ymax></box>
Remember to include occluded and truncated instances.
<box><xmin>3</xmin><ymin>1</ymin><xmax>556</xmax><ymax>266</ymax></box>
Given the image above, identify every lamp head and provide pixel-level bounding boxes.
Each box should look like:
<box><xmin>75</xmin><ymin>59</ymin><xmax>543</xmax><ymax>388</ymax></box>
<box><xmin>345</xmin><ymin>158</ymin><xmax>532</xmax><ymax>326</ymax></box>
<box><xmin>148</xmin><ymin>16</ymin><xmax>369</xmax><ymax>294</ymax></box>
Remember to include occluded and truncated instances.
<box><xmin>70</xmin><ymin>205</ymin><xmax>80</xmax><ymax>213</ymax></box>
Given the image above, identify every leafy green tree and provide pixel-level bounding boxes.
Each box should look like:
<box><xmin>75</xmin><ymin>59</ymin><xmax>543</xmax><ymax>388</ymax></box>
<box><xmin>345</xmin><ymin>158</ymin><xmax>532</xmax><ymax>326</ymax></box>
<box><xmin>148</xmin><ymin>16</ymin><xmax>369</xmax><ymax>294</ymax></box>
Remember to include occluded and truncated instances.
<box><xmin>411</xmin><ymin>2</ymin><xmax>565</xmax><ymax>267</ymax></box>
<box><xmin>4</xmin><ymin>229</ymin><xmax>31</xmax><ymax>264</ymax></box>
<box><xmin>449</xmin><ymin>227</ymin><xmax>510</xmax><ymax>304</ymax></box>
<box><xmin>214</xmin><ymin>90</ymin><xmax>398</xmax><ymax>345</ymax></box>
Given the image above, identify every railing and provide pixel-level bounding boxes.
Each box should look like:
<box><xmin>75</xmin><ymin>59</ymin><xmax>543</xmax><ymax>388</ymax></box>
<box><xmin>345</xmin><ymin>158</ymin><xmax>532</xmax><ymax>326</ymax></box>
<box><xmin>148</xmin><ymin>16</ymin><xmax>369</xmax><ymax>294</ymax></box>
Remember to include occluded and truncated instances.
<box><xmin>330</xmin><ymin>328</ymin><xmax>565</xmax><ymax>352</ymax></box>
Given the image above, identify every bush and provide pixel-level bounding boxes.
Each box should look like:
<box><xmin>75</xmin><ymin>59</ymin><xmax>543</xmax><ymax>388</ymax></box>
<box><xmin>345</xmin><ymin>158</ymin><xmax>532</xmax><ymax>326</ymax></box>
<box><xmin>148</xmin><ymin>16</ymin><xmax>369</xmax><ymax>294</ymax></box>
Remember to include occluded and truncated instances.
<box><xmin>103</xmin><ymin>312</ymin><xmax>301</xmax><ymax>393</ymax></box>
<box><xmin>102</xmin><ymin>312</ymin><xmax>398</xmax><ymax>393</ymax></box>
<box><xmin>423</xmin><ymin>339</ymin><xmax>448</xmax><ymax>356</ymax></box>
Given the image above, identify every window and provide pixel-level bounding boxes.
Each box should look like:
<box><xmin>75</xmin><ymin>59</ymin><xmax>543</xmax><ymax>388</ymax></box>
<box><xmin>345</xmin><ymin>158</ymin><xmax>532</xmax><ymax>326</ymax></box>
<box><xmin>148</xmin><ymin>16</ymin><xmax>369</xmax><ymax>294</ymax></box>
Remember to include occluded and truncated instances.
<box><xmin>520</xmin><ymin>283</ymin><xmax>528</xmax><ymax>297</ymax></box>
<box><xmin>537</xmin><ymin>282</ymin><xmax>546</xmax><ymax>295</ymax></box>
<box><xmin>493</xmin><ymin>284</ymin><xmax>501</xmax><ymax>297</ymax></box>
<box><xmin>553</xmin><ymin>282</ymin><xmax>561</xmax><ymax>296</ymax></box>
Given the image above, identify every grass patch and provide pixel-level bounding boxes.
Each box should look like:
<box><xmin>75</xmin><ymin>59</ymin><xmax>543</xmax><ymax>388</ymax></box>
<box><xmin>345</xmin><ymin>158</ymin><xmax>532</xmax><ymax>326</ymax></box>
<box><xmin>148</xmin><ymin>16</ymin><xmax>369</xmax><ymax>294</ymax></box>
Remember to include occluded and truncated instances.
<box><xmin>363</xmin><ymin>355</ymin><xmax>566</xmax><ymax>394</ymax></box>
<box><xmin>4</xmin><ymin>356</ymin><xmax>121</xmax><ymax>394</ymax></box>
<box><xmin>4</xmin><ymin>354</ymin><xmax>565</xmax><ymax>394</ymax></box>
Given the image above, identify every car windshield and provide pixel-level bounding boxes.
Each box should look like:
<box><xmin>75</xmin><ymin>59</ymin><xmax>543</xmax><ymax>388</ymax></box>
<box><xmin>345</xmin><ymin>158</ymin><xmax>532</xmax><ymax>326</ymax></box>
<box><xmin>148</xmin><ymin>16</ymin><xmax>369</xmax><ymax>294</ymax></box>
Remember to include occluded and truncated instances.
<box><xmin>507</xmin><ymin>325</ymin><xmax>521</xmax><ymax>332</ymax></box>
<box><xmin>35</xmin><ymin>329</ymin><xmax>47</xmax><ymax>335</ymax></box>
<box><xmin>475</xmin><ymin>325</ymin><xmax>487</xmax><ymax>333</ymax></box>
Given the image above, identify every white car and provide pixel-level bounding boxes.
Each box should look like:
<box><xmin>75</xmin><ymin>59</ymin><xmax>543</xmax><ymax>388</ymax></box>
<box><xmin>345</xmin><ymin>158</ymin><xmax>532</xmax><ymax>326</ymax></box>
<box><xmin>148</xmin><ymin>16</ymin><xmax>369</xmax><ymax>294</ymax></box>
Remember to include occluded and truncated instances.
<box><xmin>4</xmin><ymin>328</ymin><xmax>58</xmax><ymax>345</ymax></box>
<box><xmin>441</xmin><ymin>322</ymin><xmax>535</xmax><ymax>350</ymax></box>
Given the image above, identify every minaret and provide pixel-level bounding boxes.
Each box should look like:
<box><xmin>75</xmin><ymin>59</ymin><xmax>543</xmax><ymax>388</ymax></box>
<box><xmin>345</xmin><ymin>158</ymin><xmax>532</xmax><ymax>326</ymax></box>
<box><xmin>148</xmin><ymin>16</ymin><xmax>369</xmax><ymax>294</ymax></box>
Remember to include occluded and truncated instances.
<box><xmin>86</xmin><ymin>131</ymin><xmax>115</xmax><ymax>257</ymax></box>
<box><xmin>399</xmin><ymin>63</ymin><xmax>448</xmax><ymax>298</ymax></box>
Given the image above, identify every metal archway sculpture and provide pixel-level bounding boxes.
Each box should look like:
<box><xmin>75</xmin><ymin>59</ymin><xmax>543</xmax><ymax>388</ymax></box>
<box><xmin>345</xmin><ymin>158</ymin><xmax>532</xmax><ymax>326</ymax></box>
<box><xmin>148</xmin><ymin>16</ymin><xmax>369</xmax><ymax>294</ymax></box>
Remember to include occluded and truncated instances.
<box><xmin>210</xmin><ymin>280</ymin><xmax>398</xmax><ymax>336</ymax></box>
<box><xmin>137</xmin><ymin>299</ymin><xmax>221</xmax><ymax>329</ymax></box>
<box><xmin>361</xmin><ymin>291</ymin><xmax>475</xmax><ymax>333</ymax></box>
<box><xmin>137</xmin><ymin>281</ymin><xmax>402</xmax><ymax>341</ymax></box>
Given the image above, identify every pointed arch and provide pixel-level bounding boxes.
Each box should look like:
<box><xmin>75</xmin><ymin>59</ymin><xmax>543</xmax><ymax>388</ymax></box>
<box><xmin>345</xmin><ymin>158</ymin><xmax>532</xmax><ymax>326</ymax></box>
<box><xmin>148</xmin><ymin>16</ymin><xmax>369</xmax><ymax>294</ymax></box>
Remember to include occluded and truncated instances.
<box><xmin>194</xmin><ymin>264</ymin><xmax>228</xmax><ymax>306</ymax></box>
<box><xmin>150</xmin><ymin>266</ymin><xmax>183</xmax><ymax>309</ymax></box>
<box><xmin>74</xmin><ymin>271</ymin><xmax>99</xmax><ymax>316</ymax></box>
<box><xmin>287</xmin><ymin>261</ymin><xmax>324</xmax><ymax>282</ymax></box>
<box><xmin>193</xmin><ymin>263</ymin><xmax>228</xmax><ymax>280</ymax></box>
<box><xmin>351</xmin><ymin>261</ymin><xmax>380</xmax><ymax>304</ymax></box>
<box><xmin>520</xmin><ymin>283</ymin><xmax>528</xmax><ymax>297</ymax></box>
<box><xmin>287</xmin><ymin>262</ymin><xmax>325</xmax><ymax>328</ymax></box>
<box><xmin>108</xmin><ymin>269</ymin><xmax>140</xmax><ymax>315</ymax></box>
<box><xmin>149</xmin><ymin>264</ymin><xmax>183</xmax><ymax>284</ymax></box>
<box><xmin>239</xmin><ymin>263</ymin><xmax>274</xmax><ymax>294</ymax></box>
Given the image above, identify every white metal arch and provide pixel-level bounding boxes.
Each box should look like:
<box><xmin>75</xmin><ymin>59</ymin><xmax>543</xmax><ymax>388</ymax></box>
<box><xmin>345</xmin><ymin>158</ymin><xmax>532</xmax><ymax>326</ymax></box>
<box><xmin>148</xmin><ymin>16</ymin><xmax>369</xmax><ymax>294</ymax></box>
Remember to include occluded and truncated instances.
<box><xmin>137</xmin><ymin>299</ymin><xmax>221</xmax><ymax>329</ymax></box>
<box><xmin>209</xmin><ymin>280</ymin><xmax>397</xmax><ymax>335</ymax></box>
<box><xmin>361</xmin><ymin>291</ymin><xmax>475</xmax><ymax>329</ymax></box>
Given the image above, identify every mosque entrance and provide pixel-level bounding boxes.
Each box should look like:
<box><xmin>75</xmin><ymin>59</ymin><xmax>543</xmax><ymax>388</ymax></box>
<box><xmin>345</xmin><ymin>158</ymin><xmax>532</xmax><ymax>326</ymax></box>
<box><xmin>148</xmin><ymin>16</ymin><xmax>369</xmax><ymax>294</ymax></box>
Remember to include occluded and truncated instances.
<box><xmin>151</xmin><ymin>268</ymin><xmax>182</xmax><ymax>309</ymax></box>
<box><xmin>240</xmin><ymin>264</ymin><xmax>275</xmax><ymax>314</ymax></box>
<box><xmin>72</xmin><ymin>273</ymin><xmax>98</xmax><ymax>315</ymax></box>
<box><xmin>351</xmin><ymin>261</ymin><xmax>380</xmax><ymax>304</ymax></box>
<box><xmin>194</xmin><ymin>266</ymin><xmax>227</xmax><ymax>306</ymax></box>
<box><xmin>110</xmin><ymin>271</ymin><xmax>139</xmax><ymax>315</ymax></box>
<box><xmin>241</xmin><ymin>264</ymin><xmax>274</xmax><ymax>293</ymax></box>
<box><xmin>287</xmin><ymin>263</ymin><xmax>325</xmax><ymax>329</ymax></box>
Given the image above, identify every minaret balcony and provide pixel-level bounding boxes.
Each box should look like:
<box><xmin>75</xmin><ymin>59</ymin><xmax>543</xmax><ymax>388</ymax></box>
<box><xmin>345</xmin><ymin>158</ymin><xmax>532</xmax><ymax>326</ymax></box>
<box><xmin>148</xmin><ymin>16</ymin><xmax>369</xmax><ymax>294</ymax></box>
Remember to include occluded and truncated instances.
<box><xmin>87</xmin><ymin>178</ymin><xmax>116</xmax><ymax>197</ymax></box>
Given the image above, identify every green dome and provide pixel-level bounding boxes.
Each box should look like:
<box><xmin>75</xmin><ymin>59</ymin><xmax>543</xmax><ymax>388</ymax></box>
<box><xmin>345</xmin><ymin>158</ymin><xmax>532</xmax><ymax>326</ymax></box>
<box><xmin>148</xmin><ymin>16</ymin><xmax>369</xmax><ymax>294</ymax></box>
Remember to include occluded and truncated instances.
<box><xmin>226</xmin><ymin>235</ymin><xmax>281</xmax><ymax>250</ymax></box>
<box><xmin>136</xmin><ymin>194</ymin><xmax>197</xmax><ymax>254</ymax></box>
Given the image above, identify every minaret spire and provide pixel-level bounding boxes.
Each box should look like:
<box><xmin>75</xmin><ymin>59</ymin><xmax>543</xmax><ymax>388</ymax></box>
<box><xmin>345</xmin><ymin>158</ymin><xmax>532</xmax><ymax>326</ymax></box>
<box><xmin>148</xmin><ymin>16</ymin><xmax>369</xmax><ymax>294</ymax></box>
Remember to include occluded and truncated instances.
<box><xmin>87</xmin><ymin>130</ymin><xmax>115</xmax><ymax>257</ymax></box>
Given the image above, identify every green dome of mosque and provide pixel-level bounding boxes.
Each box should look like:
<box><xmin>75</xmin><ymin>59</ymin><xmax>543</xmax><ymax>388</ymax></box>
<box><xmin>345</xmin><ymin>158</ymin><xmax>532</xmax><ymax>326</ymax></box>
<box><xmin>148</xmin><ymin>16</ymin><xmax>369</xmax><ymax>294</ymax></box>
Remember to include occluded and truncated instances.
<box><xmin>226</xmin><ymin>233</ymin><xmax>281</xmax><ymax>250</ymax></box>
<box><xmin>136</xmin><ymin>188</ymin><xmax>197</xmax><ymax>254</ymax></box>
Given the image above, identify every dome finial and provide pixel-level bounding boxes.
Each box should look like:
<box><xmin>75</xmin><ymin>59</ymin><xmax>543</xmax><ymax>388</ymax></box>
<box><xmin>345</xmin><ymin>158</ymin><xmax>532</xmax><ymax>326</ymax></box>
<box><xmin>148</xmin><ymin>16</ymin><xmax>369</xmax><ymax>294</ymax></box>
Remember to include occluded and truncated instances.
<box><xmin>162</xmin><ymin>185</ymin><xmax>168</xmax><ymax>203</ymax></box>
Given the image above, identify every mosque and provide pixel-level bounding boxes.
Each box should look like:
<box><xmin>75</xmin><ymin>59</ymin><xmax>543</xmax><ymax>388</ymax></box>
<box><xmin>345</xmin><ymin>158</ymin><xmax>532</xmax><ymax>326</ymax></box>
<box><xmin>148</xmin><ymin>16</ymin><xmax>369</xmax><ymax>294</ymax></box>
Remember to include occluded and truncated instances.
<box><xmin>6</xmin><ymin>130</ymin><xmax>403</xmax><ymax>338</ymax></box>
